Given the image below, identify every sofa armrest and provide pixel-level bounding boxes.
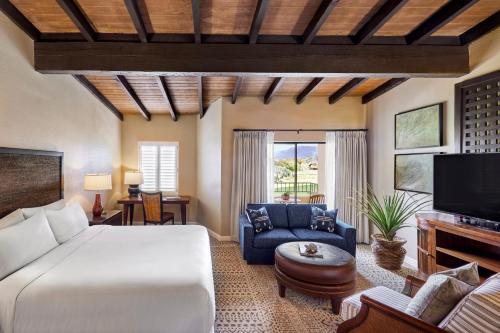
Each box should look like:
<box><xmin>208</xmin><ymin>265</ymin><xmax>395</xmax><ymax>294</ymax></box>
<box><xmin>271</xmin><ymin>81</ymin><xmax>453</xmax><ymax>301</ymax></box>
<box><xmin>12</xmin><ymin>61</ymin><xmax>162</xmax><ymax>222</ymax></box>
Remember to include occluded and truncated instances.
<box><xmin>336</xmin><ymin>219</ymin><xmax>357</xmax><ymax>257</ymax></box>
<box><xmin>239</xmin><ymin>214</ymin><xmax>254</xmax><ymax>259</ymax></box>
<box><xmin>337</xmin><ymin>294</ymin><xmax>445</xmax><ymax>333</ymax></box>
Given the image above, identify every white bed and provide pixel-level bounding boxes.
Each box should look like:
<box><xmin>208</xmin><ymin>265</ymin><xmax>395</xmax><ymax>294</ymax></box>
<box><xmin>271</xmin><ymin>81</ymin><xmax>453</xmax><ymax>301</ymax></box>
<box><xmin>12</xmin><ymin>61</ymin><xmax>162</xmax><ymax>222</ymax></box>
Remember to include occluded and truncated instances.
<box><xmin>0</xmin><ymin>224</ymin><xmax>215</xmax><ymax>333</ymax></box>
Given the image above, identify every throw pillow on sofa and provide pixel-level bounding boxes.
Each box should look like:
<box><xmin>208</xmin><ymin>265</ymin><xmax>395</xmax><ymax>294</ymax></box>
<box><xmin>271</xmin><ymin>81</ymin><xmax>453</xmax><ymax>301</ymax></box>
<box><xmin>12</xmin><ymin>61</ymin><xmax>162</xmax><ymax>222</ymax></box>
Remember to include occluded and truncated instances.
<box><xmin>405</xmin><ymin>262</ymin><xmax>480</xmax><ymax>325</ymax></box>
<box><xmin>246</xmin><ymin>207</ymin><xmax>273</xmax><ymax>233</ymax></box>
<box><xmin>310</xmin><ymin>206</ymin><xmax>337</xmax><ymax>233</ymax></box>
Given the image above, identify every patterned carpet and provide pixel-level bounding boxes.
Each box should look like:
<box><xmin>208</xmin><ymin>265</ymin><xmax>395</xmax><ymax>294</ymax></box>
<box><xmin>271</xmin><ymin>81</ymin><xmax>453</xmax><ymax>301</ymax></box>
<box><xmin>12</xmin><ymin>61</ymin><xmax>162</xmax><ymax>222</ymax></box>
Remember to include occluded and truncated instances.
<box><xmin>211</xmin><ymin>239</ymin><xmax>414</xmax><ymax>333</ymax></box>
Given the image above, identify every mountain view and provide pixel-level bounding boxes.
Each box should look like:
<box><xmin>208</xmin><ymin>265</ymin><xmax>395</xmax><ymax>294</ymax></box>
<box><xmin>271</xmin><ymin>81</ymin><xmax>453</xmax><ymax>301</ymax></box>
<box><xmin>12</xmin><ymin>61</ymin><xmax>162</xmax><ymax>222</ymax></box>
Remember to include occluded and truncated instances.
<box><xmin>274</xmin><ymin>145</ymin><xmax>317</xmax><ymax>159</ymax></box>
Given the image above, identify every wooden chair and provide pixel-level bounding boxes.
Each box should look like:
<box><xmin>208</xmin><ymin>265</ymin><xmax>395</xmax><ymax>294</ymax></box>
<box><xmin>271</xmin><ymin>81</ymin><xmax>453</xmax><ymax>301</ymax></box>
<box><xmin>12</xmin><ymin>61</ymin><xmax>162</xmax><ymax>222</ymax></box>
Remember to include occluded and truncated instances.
<box><xmin>140</xmin><ymin>191</ymin><xmax>174</xmax><ymax>225</ymax></box>
<box><xmin>309</xmin><ymin>194</ymin><xmax>325</xmax><ymax>204</ymax></box>
<box><xmin>337</xmin><ymin>274</ymin><xmax>444</xmax><ymax>333</ymax></box>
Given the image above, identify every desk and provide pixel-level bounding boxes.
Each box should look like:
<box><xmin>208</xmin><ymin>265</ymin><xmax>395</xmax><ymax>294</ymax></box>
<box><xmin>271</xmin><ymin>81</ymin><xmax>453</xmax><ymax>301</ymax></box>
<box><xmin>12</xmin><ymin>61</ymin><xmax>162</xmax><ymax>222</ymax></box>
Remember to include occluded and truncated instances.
<box><xmin>118</xmin><ymin>196</ymin><xmax>191</xmax><ymax>226</ymax></box>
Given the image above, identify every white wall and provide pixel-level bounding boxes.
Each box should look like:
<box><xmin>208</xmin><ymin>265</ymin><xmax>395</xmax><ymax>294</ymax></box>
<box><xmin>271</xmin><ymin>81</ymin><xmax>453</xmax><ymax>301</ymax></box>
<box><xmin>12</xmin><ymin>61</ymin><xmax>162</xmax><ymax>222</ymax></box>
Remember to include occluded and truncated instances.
<box><xmin>196</xmin><ymin>99</ymin><xmax>223</xmax><ymax>234</ymax></box>
<box><xmin>366</xmin><ymin>28</ymin><xmax>500</xmax><ymax>261</ymax></box>
<box><xmin>0</xmin><ymin>12</ymin><xmax>122</xmax><ymax>211</ymax></box>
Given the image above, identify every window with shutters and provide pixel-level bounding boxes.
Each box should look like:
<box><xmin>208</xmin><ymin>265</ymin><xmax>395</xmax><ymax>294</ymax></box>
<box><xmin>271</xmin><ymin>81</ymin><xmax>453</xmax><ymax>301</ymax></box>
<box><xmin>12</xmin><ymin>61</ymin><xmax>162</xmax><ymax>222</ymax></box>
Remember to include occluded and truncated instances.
<box><xmin>138</xmin><ymin>142</ymin><xmax>179</xmax><ymax>195</ymax></box>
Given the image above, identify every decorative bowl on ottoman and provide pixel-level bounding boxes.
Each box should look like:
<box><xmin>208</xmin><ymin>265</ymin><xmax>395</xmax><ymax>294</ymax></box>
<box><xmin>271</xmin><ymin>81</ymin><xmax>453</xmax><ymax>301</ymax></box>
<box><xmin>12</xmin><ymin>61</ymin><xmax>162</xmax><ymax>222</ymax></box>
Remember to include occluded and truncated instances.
<box><xmin>274</xmin><ymin>241</ymin><xmax>356</xmax><ymax>314</ymax></box>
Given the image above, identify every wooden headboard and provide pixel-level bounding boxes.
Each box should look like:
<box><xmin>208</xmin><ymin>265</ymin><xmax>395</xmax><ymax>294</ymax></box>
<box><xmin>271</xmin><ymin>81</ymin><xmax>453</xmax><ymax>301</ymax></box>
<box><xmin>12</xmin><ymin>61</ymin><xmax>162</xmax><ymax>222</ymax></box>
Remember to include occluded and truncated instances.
<box><xmin>0</xmin><ymin>147</ymin><xmax>63</xmax><ymax>218</ymax></box>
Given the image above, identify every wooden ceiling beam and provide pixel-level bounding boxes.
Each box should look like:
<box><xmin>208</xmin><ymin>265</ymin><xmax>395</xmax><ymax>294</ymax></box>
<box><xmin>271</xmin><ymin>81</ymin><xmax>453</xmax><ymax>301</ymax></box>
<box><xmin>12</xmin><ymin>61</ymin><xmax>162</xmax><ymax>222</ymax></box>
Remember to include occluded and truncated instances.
<box><xmin>329</xmin><ymin>78</ymin><xmax>366</xmax><ymax>104</ymax></box>
<box><xmin>56</xmin><ymin>0</ymin><xmax>96</xmax><ymax>42</ymax></box>
<box><xmin>248</xmin><ymin>0</ymin><xmax>269</xmax><ymax>44</ymax></box>
<box><xmin>352</xmin><ymin>0</ymin><xmax>408</xmax><ymax>44</ymax></box>
<box><xmin>34</xmin><ymin>42</ymin><xmax>470</xmax><ymax>78</ymax></box>
<box><xmin>197</xmin><ymin>76</ymin><xmax>205</xmax><ymax>118</ymax></box>
<box><xmin>459</xmin><ymin>10</ymin><xmax>500</xmax><ymax>45</ymax></box>
<box><xmin>406</xmin><ymin>0</ymin><xmax>478</xmax><ymax>45</ymax></box>
<box><xmin>156</xmin><ymin>76</ymin><xmax>178</xmax><ymax>121</ymax></box>
<box><xmin>116</xmin><ymin>75</ymin><xmax>151</xmax><ymax>120</ymax></box>
<box><xmin>264</xmin><ymin>77</ymin><xmax>284</xmax><ymax>104</ymax></box>
<box><xmin>0</xmin><ymin>0</ymin><xmax>40</xmax><ymax>40</ymax></box>
<box><xmin>296</xmin><ymin>78</ymin><xmax>324</xmax><ymax>104</ymax></box>
<box><xmin>124</xmin><ymin>0</ymin><xmax>148</xmax><ymax>43</ymax></box>
<box><xmin>362</xmin><ymin>78</ymin><xmax>408</xmax><ymax>104</ymax></box>
<box><xmin>73</xmin><ymin>75</ymin><xmax>123</xmax><ymax>121</ymax></box>
<box><xmin>302</xmin><ymin>0</ymin><xmax>339</xmax><ymax>44</ymax></box>
<box><xmin>191</xmin><ymin>0</ymin><xmax>201</xmax><ymax>44</ymax></box>
<box><xmin>231</xmin><ymin>77</ymin><xmax>243</xmax><ymax>104</ymax></box>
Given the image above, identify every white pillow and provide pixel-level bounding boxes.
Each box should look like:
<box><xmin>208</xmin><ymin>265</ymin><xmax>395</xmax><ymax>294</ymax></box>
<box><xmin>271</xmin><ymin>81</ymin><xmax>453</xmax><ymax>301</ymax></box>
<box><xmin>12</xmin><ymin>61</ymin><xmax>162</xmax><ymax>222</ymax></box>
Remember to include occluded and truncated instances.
<box><xmin>0</xmin><ymin>211</ymin><xmax>58</xmax><ymax>280</ymax></box>
<box><xmin>22</xmin><ymin>199</ymin><xmax>65</xmax><ymax>219</ymax></box>
<box><xmin>45</xmin><ymin>203</ymin><xmax>89</xmax><ymax>244</ymax></box>
<box><xmin>0</xmin><ymin>209</ymin><xmax>25</xmax><ymax>229</ymax></box>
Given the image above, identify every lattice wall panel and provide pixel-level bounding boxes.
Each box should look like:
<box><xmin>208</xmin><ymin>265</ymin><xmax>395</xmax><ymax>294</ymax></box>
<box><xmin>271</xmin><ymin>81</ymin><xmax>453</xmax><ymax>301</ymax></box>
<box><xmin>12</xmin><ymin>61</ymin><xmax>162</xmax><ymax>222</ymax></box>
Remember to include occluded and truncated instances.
<box><xmin>459</xmin><ymin>73</ymin><xmax>500</xmax><ymax>153</ymax></box>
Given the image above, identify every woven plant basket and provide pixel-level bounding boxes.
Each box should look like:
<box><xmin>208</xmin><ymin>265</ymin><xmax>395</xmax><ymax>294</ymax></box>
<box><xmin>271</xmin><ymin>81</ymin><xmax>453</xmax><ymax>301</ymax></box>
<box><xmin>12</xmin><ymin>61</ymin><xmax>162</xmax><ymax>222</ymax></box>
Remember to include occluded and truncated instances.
<box><xmin>371</xmin><ymin>234</ymin><xmax>407</xmax><ymax>270</ymax></box>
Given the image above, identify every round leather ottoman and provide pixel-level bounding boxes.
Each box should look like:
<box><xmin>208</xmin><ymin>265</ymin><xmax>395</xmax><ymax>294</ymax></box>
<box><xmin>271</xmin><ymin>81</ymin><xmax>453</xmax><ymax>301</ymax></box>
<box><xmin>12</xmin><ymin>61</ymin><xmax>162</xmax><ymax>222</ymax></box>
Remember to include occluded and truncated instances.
<box><xmin>274</xmin><ymin>242</ymin><xmax>356</xmax><ymax>314</ymax></box>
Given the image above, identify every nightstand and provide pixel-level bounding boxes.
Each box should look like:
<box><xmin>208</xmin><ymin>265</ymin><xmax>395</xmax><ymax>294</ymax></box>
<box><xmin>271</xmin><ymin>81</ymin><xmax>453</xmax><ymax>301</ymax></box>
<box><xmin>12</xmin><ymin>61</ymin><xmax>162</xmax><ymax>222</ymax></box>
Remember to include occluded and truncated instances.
<box><xmin>87</xmin><ymin>210</ymin><xmax>123</xmax><ymax>226</ymax></box>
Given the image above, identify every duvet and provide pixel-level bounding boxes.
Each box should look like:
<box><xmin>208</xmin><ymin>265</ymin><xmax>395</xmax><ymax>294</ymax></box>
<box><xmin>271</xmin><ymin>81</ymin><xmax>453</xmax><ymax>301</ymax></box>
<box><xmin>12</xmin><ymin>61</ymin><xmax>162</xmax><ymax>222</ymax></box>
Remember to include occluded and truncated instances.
<box><xmin>0</xmin><ymin>225</ymin><xmax>215</xmax><ymax>333</ymax></box>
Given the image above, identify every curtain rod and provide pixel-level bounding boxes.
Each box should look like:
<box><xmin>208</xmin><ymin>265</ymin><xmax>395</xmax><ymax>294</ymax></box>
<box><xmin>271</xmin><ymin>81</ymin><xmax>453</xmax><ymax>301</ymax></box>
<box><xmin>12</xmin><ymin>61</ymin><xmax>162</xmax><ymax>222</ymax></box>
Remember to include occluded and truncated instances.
<box><xmin>233</xmin><ymin>129</ymin><xmax>368</xmax><ymax>132</ymax></box>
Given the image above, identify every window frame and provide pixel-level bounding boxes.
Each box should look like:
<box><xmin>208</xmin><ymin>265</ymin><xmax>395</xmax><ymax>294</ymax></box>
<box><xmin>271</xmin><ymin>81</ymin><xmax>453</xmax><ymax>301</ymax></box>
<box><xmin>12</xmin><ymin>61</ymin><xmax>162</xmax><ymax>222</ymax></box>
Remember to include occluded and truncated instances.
<box><xmin>137</xmin><ymin>141</ymin><xmax>179</xmax><ymax>195</ymax></box>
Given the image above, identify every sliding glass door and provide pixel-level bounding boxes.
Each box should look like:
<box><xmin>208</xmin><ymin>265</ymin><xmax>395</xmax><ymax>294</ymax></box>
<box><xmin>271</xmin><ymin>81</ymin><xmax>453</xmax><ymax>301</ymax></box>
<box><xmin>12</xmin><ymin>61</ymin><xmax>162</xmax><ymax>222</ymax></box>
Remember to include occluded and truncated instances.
<box><xmin>273</xmin><ymin>143</ymin><xmax>320</xmax><ymax>204</ymax></box>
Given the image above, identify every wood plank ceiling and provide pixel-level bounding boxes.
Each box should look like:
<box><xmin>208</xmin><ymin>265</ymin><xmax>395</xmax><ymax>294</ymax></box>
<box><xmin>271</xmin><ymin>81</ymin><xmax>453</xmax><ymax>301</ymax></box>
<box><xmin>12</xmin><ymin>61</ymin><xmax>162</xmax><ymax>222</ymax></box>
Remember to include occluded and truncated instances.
<box><xmin>1</xmin><ymin>0</ymin><xmax>499</xmax><ymax>120</ymax></box>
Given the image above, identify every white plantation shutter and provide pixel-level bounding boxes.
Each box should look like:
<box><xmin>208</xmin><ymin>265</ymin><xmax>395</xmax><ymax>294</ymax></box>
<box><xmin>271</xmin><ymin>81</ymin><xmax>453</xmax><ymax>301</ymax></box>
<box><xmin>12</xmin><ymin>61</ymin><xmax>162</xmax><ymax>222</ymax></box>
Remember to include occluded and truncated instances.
<box><xmin>139</xmin><ymin>142</ymin><xmax>179</xmax><ymax>194</ymax></box>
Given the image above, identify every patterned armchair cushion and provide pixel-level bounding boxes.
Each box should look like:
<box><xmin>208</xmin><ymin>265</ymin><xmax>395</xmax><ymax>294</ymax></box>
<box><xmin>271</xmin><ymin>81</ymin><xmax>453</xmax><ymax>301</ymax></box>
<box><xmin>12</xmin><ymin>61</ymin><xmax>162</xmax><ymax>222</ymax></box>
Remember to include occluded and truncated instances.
<box><xmin>405</xmin><ymin>274</ymin><xmax>475</xmax><ymax>325</ymax></box>
<box><xmin>247</xmin><ymin>204</ymin><xmax>288</xmax><ymax>228</ymax></box>
<box><xmin>437</xmin><ymin>262</ymin><xmax>481</xmax><ymax>287</ymax></box>
<box><xmin>246</xmin><ymin>207</ymin><xmax>273</xmax><ymax>233</ymax></box>
<box><xmin>438</xmin><ymin>273</ymin><xmax>500</xmax><ymax>333</ymax></box>
<box><xmin>310</xmin><ymin>206</ymin><xmax>338</xmax><ymax>232</ymax></box>
<box><xmin>286</xmin><ymin>204</ymin><xmax>327</xmax><ymax>228</ymax></box>
<box><xmin>341</xmin><ymin>286</ymin><xmax>412</xmax><ymax>321</ymax></box>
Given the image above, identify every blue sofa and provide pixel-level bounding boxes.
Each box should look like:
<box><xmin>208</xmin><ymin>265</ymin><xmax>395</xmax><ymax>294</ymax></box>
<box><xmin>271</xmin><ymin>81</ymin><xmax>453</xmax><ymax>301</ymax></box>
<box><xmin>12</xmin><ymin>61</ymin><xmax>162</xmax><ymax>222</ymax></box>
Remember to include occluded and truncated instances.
<box><xmin>239</xmin><ymin>203</ymin><xmax>356</xmax><ymax>265</ymax></box>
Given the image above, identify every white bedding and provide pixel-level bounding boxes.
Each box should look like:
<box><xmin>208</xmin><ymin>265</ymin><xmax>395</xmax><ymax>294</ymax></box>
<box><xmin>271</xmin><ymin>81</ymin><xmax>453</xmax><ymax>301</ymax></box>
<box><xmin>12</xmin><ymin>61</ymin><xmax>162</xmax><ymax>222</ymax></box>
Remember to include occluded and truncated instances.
<box><xmin>0</xmin><ymin>225</ymin><xmax>215</xmax><ymax>333</ymax></box>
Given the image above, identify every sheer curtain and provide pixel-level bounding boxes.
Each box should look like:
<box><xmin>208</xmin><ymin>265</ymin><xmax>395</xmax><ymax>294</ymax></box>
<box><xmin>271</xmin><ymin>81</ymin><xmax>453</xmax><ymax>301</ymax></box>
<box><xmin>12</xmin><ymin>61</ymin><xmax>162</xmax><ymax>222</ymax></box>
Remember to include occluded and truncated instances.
<box><xmin>230</xmin><ymin>131</ymin><xmax>274</xmax><ymax>242</ymax></box>
<box><xmin>325</xmin><ymin>131</ymin><xmax>369</xmax><ymax>244</ymax></box>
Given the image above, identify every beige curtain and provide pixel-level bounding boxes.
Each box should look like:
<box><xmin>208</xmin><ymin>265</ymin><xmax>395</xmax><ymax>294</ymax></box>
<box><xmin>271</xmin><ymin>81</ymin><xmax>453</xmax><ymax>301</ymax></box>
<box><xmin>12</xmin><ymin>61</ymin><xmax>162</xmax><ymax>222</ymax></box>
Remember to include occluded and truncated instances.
<box><xmin>327</xmin><ymin>131</ymin><xmax>369</xmax><ymax>244</ymax></box>
<box><xmin>230</xmin><ymin>131</ymin><xmax>274</xmax><ymax>242</ymax></box>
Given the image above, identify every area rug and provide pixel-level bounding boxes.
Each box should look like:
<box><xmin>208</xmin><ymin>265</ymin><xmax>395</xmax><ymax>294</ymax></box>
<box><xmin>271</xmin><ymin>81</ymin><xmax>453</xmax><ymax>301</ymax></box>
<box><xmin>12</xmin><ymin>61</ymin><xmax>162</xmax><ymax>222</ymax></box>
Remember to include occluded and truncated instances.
<box><xmin>211</xmin><ymin>239</ymin><xmax>414</xmax><ymax>333</ymax></box>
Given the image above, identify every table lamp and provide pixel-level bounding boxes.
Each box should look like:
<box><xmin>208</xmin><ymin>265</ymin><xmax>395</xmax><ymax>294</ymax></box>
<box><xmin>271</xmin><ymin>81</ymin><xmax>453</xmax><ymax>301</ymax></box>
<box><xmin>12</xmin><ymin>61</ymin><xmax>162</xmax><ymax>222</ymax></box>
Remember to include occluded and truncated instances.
<box><xmin>84</xmin><ymin>174</ymin><xmax>112</xmax><ymax>217</ymax></box>
<box><xmin>124</xmin><ymin>171</ymin><xmax>143</xmax><ymax>197</ymax></box>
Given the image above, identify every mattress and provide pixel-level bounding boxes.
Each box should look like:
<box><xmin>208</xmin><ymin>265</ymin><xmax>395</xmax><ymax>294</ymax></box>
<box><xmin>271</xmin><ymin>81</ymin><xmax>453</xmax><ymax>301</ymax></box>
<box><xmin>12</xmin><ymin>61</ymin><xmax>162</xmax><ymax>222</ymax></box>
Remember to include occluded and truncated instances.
<box><xmin>0</xmin><ymin>225</ymin><xmax>215</xmax><ymax>333</ymax></box>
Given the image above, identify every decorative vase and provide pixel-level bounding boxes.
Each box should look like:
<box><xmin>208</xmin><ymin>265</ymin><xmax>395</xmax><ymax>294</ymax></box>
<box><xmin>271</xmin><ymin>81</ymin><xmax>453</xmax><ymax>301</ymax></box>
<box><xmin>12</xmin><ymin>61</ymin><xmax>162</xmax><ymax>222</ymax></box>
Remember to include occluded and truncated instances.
<box><xmin>371</xmin><ymin>234</ymin><xmax>407</xmax><ymax>270</ymax></box>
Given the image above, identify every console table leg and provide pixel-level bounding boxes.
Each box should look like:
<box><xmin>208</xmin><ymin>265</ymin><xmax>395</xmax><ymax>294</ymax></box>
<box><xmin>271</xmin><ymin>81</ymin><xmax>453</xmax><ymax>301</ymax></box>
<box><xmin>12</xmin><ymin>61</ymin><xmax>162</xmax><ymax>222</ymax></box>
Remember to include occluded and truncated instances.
<box><xmin>278</xmin><ymin>283</ymin><xmax>286</xmax><ymax>298</ymax></box>
<box><xmin>331</xmin><ymin>298</ymin><xmax>342</xmax><ymax>314</ymax></box>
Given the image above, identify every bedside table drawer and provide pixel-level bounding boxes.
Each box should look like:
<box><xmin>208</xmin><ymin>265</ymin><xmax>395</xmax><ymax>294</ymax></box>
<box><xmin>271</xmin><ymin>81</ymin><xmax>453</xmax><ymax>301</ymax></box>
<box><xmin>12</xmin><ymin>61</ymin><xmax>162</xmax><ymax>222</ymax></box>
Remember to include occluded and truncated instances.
<box><xmin>87</xmin><ymin>210</ymin><xmax>123</xmax><ymax>226</ymax></box>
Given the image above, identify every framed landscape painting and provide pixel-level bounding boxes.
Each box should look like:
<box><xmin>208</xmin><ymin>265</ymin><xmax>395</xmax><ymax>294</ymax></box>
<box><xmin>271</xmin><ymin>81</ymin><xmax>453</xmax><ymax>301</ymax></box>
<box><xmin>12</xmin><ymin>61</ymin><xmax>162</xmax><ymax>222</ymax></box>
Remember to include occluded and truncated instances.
<box><xmin>395</xmin><ymin>103</ymin><xmax>443</xmax><ymax>149</ymax></box>
<box><xmin>394</xmin><ymin>153</ymin><xmax>437</xmax><ymax>194</ymax></box>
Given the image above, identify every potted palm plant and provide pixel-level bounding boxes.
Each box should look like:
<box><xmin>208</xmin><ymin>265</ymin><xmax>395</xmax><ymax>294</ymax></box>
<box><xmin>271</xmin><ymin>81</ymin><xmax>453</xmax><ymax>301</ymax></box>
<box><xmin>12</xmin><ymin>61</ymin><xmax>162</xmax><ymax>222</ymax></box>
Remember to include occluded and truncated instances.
<box><xmin>351</xmin><ymin>187</ymin><xmax>430</xmax><ymax>270</ymax></box>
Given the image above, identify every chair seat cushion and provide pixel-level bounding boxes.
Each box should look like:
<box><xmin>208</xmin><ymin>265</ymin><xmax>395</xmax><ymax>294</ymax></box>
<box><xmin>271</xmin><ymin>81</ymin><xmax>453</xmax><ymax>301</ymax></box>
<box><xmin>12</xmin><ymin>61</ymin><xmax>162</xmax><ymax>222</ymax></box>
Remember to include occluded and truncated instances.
<box><xmin>341</xmin><ymin>286</ymin><xmax>412</xmax><ymax>321</ymax></box>
<box><xmin>290</xmin><ymin>228</ymin><xmax>346</xmax><ymax>248</ymax></box>
<box><xmin>162</xmin><ymin>212</ymin><xmax>174</xmax><ymax>220</ymax></box>
<box><xmin>253</xmin><ymin>228</ymin><xmax>298</xmax><ymax>249</ymax></box>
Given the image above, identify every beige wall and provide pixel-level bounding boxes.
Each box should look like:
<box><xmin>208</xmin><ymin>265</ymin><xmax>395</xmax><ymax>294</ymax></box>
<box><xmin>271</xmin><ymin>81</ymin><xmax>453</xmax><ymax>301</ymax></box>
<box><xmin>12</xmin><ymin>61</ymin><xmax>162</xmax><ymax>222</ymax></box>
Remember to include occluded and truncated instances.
<box><xmin>220</xmin><ymin>96</ymin><xmax>367</xmax><ymax>236</ymax></box>
<box><xmin>196</xmin><ymin>99</ymin><xmax>222</xmax><ymax>233</ymax></box>
<box><xmin>0</xmin><ymin>12</ymin><xmax>122</xmax><ymax>212</ymax></box>
<box><xmin>366</xmin><ymin>28</ymin><xmax>500</xmax><ymax>262</ymax></box>
<box><xmin>121</xmin><ymin>113</ymin><xmax>198</xmax><ymax>222</ymax></box>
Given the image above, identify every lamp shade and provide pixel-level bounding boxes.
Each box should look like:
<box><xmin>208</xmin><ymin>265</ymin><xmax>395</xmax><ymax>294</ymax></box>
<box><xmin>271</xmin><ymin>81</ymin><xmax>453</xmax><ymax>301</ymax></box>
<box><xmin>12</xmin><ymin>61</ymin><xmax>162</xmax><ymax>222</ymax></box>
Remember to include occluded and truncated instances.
<box><xmin>84</xmin><ymin>174</ymin><xmax>112</xmax><ymax>191</ymax></box>
<box><xmin>124</xmin><ymin>171</ymin><xmax>143</xmax><ymax>185</ymax></box>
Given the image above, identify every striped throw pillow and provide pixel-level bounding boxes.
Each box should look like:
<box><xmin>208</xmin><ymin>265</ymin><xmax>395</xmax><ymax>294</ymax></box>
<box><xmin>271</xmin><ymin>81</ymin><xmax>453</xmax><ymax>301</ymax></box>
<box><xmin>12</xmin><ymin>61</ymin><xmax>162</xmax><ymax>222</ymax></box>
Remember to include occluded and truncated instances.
<box><xmin>439</xmin><ymin>273</ymin><xmax>500</xmax><ymax>333</ymax></box>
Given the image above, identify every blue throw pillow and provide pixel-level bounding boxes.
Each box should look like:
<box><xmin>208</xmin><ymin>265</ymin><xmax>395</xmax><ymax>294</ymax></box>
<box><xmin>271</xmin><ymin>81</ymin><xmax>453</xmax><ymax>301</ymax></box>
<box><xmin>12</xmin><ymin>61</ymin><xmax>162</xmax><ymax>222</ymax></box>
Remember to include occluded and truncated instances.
<box><xmin>310</xmin><ymin>206</ymin><xmax>338</xmax><ymax>233</ymax></box>
<box><xmin>246</xmin><ymin>207</ymin><xmax>273</xmax><ymax>233</ymax></box>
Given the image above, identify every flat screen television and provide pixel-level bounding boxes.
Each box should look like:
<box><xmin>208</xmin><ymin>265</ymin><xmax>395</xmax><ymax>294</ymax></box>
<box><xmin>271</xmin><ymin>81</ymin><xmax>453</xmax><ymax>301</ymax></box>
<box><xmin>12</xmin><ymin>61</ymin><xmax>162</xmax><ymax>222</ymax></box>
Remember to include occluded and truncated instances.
<box><xmin>434</xmin><ymin>153</ymin><xmax>500</xmax><ymax>222</ymax></box>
